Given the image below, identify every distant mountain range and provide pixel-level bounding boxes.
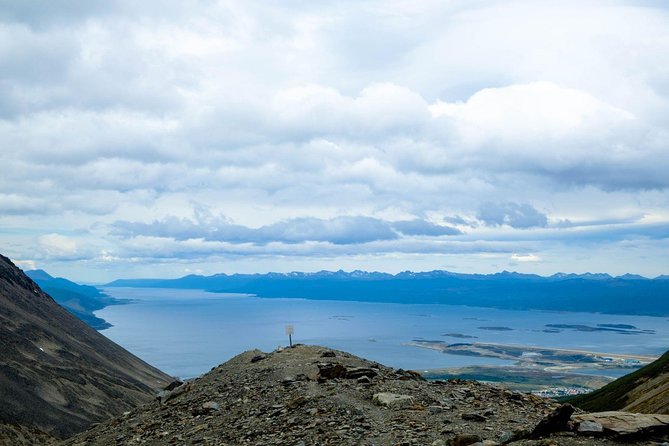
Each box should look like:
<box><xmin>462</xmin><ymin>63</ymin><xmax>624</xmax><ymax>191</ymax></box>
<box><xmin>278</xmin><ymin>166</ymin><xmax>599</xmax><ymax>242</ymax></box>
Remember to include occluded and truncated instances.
<box><xmin>26</xmin><ymin>269</ymin><xmax>125</xmax><ymax>330</ymax></box>
<box><xmin>107</xmin><ymin>269</ymin><xmax>669</xmax><ymax>317</ymax></box>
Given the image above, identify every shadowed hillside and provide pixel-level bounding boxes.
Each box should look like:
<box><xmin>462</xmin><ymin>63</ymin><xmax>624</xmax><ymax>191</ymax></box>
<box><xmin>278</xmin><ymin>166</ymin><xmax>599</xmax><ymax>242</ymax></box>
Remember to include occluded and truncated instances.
<box><xmin>26</xmin><ymin>269</ymin><xmax>123</xmax><ymax>330</ymax></box>
<box><xmin>0</xmin><ymin>254</ymin><xmax>172</xmax><ymax>439</ymax></box>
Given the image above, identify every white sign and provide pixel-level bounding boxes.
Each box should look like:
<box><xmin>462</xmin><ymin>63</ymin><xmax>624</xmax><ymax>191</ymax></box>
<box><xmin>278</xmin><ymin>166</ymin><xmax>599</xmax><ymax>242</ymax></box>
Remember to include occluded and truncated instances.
<box><xmin>285</xmin><ymin>324</ymin><xmax>294</xmax><ymax>335</ymax></box>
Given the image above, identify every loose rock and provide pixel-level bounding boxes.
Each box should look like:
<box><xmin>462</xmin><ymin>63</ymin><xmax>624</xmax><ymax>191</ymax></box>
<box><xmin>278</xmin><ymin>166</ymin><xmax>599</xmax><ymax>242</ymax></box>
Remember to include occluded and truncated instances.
<box><xmin>530</xmin><ymin>403</ymin><xmax>575</xmax><ymax>438</ymax></box>
<box><xmin>372</xmin><ymin>392</ymin><xmax>414</xmax><ymax>409</ymax></box>
<box><xmin>448</xmin><ymin>433</ymin><xmax>481</xmax><ymax>446</ymax></box>
<box><xmin>61</xmin><ymin>345</ymin><xmax>652</xmax><ymax>446</ymax></box>
<box><xmin>577</xmin><ymin>419</ymin><xmax>604</xmax><ymax>434</ymax></box>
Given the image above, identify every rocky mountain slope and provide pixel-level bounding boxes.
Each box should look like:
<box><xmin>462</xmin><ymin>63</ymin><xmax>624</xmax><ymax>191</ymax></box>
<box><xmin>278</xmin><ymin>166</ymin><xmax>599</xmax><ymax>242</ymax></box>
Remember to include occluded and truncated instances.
<box><xmin>0</xmin><ymin>254</ymin><xmax>172</xmax><ymax>441</ymax></box>
<box><xmin>65</xmin><ymin>345</ymin><xmax>669</xmax><ymax>446</ymax></box>
<box><xmin>570</xmin><ymin>349</ymin><xmax>669</xmax><ymax>414</ymax></box>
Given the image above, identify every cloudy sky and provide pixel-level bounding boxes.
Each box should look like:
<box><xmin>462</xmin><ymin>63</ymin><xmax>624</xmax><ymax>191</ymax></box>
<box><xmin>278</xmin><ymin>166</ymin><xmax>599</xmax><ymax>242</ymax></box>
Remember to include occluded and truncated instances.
<box><xmin>1</xmin><ymin>0</ymin><xmax>668</xmax><ymax>282</ymax></box>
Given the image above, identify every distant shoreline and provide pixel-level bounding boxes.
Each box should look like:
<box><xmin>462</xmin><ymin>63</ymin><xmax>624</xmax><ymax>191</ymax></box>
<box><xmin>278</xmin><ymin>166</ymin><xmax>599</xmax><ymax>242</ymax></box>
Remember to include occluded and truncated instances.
<box><xmin>104</xmin><ymin>270</ymin><xmax>669</xmax><ymax>317</ymax></box>
<box><xmin>413</xmin><ymin>340</ymin><xmax>657</xmax><ymax>395</ymax></box>
<box><xmin>408</xmin><ymin>340</ymin><xmax>656</xmax><ymax>370</ymax></box>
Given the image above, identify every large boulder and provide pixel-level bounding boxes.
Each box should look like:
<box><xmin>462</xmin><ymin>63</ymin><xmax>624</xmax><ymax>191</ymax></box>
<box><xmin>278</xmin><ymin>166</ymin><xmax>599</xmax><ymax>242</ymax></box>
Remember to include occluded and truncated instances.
<box><xmin>573</xmin><ymin>411</ymin><xmax>669</xmax><ymax>437</ymax></box>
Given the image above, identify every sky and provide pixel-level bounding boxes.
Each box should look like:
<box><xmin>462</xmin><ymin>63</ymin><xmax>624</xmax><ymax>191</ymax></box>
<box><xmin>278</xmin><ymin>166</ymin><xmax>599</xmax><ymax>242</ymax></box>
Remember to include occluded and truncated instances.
<box><xmin>1</xmin><ymin>0</ymin><xmax>668</xmax><ymax>282</ymax></box>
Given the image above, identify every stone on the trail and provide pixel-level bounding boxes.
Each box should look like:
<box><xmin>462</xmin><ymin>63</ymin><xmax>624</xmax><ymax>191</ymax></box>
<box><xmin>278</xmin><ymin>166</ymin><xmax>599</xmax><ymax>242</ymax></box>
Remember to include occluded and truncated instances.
<box><xmin>156</xmin><ymin>381</ymin><xmax>190</xmax><ymax>404</ymax></box>
<box><xmin>498</xmin><ymin>431</ymin><xmax>513</xmax><ymax>443</ymax></box>
<box><xmin>462</xmin><ymin>412</ymin><xmax>488</xmax><ymax>422</ymax></box>
<box><xmin>395</xmin><ymin>368</ymin><xmax>425</xmax><ymax>381</ymax></box>
<box><xmin>345</xmin><ymin>367</ymin><xmax>378</xmax><ymax>379</ymax></box>
<box><xmin>530</xmin><ymin>403</ymin><xmax>575</xmax><ymax>438</ymax></box>
<box><xmin>191</xmin><ymin>400</ymin><xmax>220</xmax><ymax>416</ymax></box>
<box><xmin>448</xmin><ymin>433</ymin><xmax>481</xmax><ymax>446</ymax></box>
<box><xmin>201</xmin><ymin>401</ymin><xmax>219</xmax><ymax>411</ymax></box>
<box><xmin>286</xmin><ymin>396</ymin><xmax>307</xmax><ymax>409</ymax></box>
<box><xmin>318</xmin><ymin>363</ymin><xmax>347</xmax><ymax>380</ymax></box>
<box><xmin>250</xmin><ymin>354</ymin><xmax>267</xmax><ymax>363</ymax></box>
<box><xmin>164</xmin><ymin>380</ymin><xmax>184</xmax><ymax>391</ymax></box>
<box><xmin>498</xmin><ymin>427</ymin><xmax>531</xmax><ymax>444</ymax></box>
<box><xmin>372</xmin><ymin>392</ymin><xmax>414</xmax><ymax>409</ymax></box>
<box><xmin>577</xmin><ymin>420</ymin><xmax>603</xmax><ymax>434</ymax></box>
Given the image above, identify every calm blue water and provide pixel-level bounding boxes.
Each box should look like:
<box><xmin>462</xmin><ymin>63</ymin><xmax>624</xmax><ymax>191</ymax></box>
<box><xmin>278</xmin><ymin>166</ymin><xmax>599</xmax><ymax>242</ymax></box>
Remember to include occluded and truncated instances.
<box><xmin>97</xmin><ymin>288</ymin><xmax>669</xmax><ymax>379</ymax></box>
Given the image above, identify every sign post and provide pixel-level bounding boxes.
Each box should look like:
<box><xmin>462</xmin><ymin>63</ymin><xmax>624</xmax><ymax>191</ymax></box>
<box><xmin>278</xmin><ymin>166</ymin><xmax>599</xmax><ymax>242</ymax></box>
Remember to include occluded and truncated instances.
<box><xmin>285</xmin><ymin>324</ymin><xmax>294</xmax><ymax>348</ymax></box>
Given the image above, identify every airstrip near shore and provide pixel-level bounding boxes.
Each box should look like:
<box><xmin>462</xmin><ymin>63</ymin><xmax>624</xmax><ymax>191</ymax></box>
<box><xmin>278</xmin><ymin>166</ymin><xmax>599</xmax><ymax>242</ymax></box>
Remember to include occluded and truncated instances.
<box><xmin>409</xmin><ymin>339</ymin><xmax>657</xmax><ymax>396</ymax></box>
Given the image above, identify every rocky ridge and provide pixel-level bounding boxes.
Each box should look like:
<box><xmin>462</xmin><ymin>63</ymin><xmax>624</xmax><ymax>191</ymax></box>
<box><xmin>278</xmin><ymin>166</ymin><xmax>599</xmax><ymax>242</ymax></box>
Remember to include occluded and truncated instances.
<box><xmin>65</xmin><ymin>345</ymin><xmax>669</xmax><ymax>445</ymax></box>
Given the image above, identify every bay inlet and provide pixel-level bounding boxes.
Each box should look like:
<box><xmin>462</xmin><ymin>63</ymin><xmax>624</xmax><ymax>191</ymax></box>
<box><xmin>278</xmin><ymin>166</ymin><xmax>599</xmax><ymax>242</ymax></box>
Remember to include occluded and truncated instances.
<box><xmin>96</xmin><ymin>287</ymin><xmax>669</xmax><ymax>381</ymax></box>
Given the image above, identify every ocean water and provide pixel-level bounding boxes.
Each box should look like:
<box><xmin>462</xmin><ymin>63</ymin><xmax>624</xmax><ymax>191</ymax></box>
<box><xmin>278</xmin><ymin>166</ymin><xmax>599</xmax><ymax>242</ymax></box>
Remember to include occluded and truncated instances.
<box><xmin>97</xmin><ymin>288</ymin><xmax>669</xmax><ymax>379</ymax></box>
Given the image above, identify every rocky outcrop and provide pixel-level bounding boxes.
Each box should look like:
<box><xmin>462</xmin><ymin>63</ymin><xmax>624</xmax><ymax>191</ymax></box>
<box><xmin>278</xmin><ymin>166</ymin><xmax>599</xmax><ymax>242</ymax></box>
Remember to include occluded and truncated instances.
<box><xmin>0</xmin><ymin>254</ymin><xmax>172</xmax><ymax>439</ymax></box>
<box><xmin>573</xmin><ymin>411</ymin><xmax>669</xmax><ymax>438</ymax></box>
<box><xmin>62</xmin><ymin>344</ymin><xmax>668</xmax><ymax>446</ymax></box>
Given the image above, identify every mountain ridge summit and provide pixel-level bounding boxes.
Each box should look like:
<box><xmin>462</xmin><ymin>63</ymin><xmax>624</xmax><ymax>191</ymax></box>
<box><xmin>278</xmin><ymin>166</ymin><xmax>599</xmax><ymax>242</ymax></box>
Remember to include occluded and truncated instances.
<box><xmin>65</xmin><ymin>344</ymin><xmax>669</xmax><ymax>446</ymax></box>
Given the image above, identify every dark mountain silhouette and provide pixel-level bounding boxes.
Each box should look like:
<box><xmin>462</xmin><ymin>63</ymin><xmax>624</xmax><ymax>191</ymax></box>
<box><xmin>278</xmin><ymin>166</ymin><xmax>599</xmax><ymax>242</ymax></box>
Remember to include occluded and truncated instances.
<box><xmin>0</xmin><ymin>254</ymin><xmax>172</xmax><ymax>439</ymax></box>
<box><xmin>26</xmin><ymin>269</ymin><xmax>123</xmax><ymax>329</ymax></box>
<box><xmin>107</xmin><ymin>269</ymin><xmax>669</xmax><ymax>316</ymax></box>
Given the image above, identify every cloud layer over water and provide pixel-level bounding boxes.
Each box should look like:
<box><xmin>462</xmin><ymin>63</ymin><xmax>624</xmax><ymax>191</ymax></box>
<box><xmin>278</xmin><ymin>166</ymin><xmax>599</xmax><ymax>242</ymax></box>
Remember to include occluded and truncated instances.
<box><xmin>1</xmin><ymin>0</ymin><xmax>668</xmax><ymax>280</ymax></box>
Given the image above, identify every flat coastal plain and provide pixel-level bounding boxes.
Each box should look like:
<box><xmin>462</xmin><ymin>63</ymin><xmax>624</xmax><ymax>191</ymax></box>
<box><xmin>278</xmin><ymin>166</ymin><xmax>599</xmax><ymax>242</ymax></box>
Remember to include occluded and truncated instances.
<box><xmin>412</xmin><ymin>340</ymin><xmax>657</xmax><ymax>395</ymax></box>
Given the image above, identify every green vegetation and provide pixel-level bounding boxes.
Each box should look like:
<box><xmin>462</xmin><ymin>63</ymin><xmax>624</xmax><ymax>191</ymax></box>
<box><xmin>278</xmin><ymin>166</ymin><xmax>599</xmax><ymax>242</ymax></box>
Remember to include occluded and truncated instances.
<box><xmin>569</xmin><ymin>349</ymin><xmax>669</xmax><ymax>412</ymax></box>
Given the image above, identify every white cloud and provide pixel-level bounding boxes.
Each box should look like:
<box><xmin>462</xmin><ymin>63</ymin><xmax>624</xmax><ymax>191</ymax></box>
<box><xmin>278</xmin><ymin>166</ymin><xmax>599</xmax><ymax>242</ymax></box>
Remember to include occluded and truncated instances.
<box><xmin>431</xmin><ymin>81</ymin><xmax>634</xmax><ymax>147</ymax></box>
<box><xmin>1</xmin><ymin>0</ymin><xmax>668</xmax><ymax>279</ymax></box>
<box><xmin>12</xmin><ymin>259</ymin><xmax>37</xmax><ymax>270</ymax></box>
<box><xmin>510</xmin><ymin>253</ymin><xmax>541</xmax><ymax>263</ymax></box>
<box><xmin>38</xmin><ymin>234</ymin><xmax>81</xmax><ymax>258</ymax></box>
